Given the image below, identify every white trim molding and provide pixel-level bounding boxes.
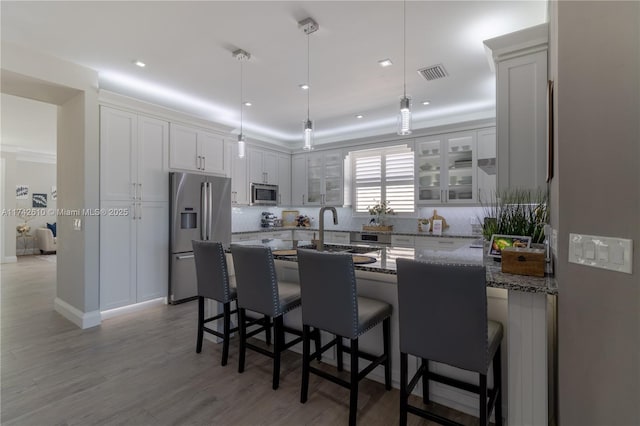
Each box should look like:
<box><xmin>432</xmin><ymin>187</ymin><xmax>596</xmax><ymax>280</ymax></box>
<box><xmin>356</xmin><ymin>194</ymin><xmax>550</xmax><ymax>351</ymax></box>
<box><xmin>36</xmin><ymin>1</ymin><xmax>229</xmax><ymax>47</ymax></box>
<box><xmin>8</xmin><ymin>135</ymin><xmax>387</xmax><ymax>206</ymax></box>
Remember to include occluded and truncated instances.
<box><xmin>2</xmin><ymin>256</ymin><xmax>18</xmax><ymax>264</ymax></box>
<box><xmin>54</xmin><ymin>297</ymin><xmax>102</xmax><ymax>329</ymax></box>
<box><xmin>100</xmin><ymin>297</ymin><xmax>166</xmax><ymax>320</ymax></box>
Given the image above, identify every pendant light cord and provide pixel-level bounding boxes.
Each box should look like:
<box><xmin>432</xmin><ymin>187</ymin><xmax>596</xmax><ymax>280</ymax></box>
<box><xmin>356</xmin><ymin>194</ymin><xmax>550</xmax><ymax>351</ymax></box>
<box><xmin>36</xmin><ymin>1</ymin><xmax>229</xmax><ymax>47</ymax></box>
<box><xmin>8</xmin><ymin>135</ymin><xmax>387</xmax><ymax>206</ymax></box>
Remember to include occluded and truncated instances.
<box><xmin>307</xmin><ymin>31</ymin><xmax>310</xmax><ymax>120</ymax></box>
<box><xmin>240</xmin><ymin>59</ymin><xmax>243</xmax><ymax>135</ymax></box>
<box><xmin>403</xmin><ymin>0</ymin><xmax>407</xmax><ymax>97</ymax></box>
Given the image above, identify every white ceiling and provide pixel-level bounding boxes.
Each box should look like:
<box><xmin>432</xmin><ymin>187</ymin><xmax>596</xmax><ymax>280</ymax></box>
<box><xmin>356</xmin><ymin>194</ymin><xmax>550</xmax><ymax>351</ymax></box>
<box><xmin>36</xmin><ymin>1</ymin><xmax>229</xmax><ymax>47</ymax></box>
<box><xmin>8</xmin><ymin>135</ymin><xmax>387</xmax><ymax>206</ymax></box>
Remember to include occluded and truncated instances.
<box><xmin>1</xmin><ymin>1</ymin><xmax>546</xmax><ymax>148</ymax></box>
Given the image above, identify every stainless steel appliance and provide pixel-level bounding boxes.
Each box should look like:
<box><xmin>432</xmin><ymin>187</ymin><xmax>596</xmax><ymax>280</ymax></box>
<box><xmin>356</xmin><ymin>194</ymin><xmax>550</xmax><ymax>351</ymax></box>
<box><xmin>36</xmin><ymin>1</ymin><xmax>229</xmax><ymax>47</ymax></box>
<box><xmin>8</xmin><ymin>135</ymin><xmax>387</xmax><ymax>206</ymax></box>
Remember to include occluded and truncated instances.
<box><xmin>169</xmin><ymin>172</ymin><xmax>231</xmax><ymax>304</ymax></box>
<box><xmin>350</xmin><ymin>231</ymin><xmax>392</xmax><ymax>245</ymax></box>
<box><xmin>250</xmin><ymin>183</ymin><xmax>278</xmax><ymax>206</ymax></box>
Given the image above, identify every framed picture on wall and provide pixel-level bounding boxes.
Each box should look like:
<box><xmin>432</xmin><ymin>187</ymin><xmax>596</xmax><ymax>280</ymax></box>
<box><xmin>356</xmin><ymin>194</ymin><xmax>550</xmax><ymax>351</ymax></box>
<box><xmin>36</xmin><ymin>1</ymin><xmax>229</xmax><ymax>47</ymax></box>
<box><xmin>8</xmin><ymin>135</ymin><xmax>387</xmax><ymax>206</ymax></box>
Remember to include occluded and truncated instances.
<box><xmin>16</xmin><ymin>185</ymin><xmax>28</xmax><ymax>199</ymax></box>
<box><xmin>51</xmin><ymin>186</ymin><xmax>57</xmax><ymax>200</ymax></box>
<box><xmin>32</xmin><ymin>193</ymin><xmax>47</xmax><ymax>208</ymax></box>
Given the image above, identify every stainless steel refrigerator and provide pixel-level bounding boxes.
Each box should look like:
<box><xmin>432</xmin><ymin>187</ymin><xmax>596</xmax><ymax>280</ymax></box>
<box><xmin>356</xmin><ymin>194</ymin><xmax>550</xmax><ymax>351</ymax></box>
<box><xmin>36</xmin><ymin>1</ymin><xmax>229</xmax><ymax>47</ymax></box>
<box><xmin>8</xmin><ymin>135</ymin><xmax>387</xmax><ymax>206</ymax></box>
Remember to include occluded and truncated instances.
<box><xmin>169</xmin><ymin>172</ymin><xmax>231</xmax><ymax>304</ymax></box>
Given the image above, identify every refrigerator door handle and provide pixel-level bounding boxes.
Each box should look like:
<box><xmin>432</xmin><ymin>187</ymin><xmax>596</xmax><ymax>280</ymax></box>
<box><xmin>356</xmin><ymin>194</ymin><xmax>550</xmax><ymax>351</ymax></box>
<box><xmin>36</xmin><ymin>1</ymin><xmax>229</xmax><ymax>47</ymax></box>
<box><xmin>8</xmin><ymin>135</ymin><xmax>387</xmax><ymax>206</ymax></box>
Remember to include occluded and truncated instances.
<box><xmin>207</xmin><ymin>182</ymin><xmax>213</xmax><ymax>240</ymax></box>
<box><xmin>201</xmin><ymin>182</ymin><xmax>207</xmax><ymax>240</ymax></box>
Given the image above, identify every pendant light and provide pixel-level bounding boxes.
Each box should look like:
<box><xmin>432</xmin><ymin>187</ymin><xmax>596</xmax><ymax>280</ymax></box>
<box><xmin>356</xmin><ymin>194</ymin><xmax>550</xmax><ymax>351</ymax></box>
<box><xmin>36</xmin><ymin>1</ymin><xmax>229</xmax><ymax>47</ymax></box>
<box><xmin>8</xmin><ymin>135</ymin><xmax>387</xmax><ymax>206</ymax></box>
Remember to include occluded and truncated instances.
<box><xmin>299</xmin><ymin>18</ymin><xmax>318</xmax><ymax>150</ymax></box>
<box><xmin>397</xmin><ymin>0</ymin><xmax>412</xmax><ymax>135</ymax></box>
<box><xmin>233</xmin><ymin>49</ymin><xmax>250</xmax><ymax>158</ymax></box>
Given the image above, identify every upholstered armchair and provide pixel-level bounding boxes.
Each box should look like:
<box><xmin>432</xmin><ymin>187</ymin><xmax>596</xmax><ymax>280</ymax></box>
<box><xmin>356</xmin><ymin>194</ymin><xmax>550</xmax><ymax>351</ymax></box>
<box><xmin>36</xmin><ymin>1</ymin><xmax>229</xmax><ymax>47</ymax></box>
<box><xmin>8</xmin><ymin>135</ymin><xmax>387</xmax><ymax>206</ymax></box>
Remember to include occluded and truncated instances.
<box><xmin>36</xmin><ymin>227</ymin><xmax>57</xmax><ymax>254</ymax></box>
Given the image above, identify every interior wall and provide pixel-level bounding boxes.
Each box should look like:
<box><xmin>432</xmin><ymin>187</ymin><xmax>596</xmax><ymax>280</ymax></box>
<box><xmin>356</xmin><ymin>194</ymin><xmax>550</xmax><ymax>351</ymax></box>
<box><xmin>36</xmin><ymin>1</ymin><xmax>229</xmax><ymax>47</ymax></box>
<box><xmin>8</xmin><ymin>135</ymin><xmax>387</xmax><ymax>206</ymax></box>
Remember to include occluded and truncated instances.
<box><xmin>555</xmin><ymin>2</ymin><xmax>640</xmax><ymax>424</ymax></box>
<box><xmin>2</xmin><ymin>42</ymin><xmax>100</xmax><ymax>325</ymax></box>
<box><xmin>1</xmin><ymin>152</ymin><xmax>17</xmax><ymax>261</ymax></box>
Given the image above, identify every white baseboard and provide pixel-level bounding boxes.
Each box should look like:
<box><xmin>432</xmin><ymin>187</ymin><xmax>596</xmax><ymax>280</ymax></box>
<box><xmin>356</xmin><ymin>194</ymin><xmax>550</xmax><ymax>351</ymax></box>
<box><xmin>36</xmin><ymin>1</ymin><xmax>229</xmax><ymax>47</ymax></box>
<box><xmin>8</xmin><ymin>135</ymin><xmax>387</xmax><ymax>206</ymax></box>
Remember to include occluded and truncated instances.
<box><xmin>2</xmin><ymin>256</ymin><xmax>18</xmax><ymax>263</ymax></box>
<box><xmin>100</xmin><ymin>297</ymin><xmax>166</xmax><ymax>320</ymax></box>
<box><xmin>54</xmin><ymin>297</ymin><xmax>101</xmax><ymax>329</ymax></box>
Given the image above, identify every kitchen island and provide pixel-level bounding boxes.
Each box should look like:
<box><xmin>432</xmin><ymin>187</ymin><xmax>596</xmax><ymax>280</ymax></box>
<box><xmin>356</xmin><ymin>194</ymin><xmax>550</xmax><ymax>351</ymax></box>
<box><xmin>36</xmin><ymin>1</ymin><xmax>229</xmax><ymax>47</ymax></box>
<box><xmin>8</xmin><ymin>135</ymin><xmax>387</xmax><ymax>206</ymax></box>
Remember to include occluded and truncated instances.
<box><xmin>221</xmin><ymin>239</ymin><xmax>556</xmax><ymax>425</ymax></box>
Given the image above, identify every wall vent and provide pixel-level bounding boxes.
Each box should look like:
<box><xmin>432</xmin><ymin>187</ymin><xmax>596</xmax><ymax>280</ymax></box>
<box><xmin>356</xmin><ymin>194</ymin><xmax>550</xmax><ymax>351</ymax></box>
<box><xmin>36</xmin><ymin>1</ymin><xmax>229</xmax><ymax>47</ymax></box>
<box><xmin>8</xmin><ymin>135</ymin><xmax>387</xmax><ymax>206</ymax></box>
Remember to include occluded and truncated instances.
<box><xmin>417</xmin><ymin>64</ymin><xmax>448</xmax><ymax>81</ymax></box>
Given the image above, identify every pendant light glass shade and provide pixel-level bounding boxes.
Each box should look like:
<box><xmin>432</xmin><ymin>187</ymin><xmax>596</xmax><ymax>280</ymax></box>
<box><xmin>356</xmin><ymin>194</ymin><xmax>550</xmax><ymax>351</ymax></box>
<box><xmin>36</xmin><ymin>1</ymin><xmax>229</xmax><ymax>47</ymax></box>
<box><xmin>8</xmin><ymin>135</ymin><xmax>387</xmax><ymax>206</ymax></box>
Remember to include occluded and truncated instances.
<box><xmin>303</xmin><ymin>119</ymin><xmax>313</xmax><ymax>151</ymax></box>
<box><xmin>237</xmin><ymin>133</ymin><xmax>246</xmax><ymax>158</ymax></box>
<box><xmin>397</xmin><ymin>96</ymin><xmax>412</xmax><ymax>135</ymax></box>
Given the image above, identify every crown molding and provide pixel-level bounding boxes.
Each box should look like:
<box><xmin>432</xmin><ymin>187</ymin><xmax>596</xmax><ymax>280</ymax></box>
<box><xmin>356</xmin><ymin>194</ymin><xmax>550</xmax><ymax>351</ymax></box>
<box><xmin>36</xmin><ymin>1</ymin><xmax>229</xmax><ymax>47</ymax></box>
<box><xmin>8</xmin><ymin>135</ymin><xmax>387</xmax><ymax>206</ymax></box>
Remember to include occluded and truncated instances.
<box><xmin>0</xmin><ymin>144</ymin><xmax>56</xmax><ymax>164</ymax></box>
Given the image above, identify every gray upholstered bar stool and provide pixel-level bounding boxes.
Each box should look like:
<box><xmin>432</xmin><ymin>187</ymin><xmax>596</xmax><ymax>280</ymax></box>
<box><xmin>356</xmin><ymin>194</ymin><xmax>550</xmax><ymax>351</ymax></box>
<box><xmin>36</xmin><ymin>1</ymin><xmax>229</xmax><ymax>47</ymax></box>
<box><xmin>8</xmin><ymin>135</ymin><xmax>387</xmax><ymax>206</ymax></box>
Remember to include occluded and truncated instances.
<box><xmin>396</xmin><ymin>259</ymin><xmax>503</xmax><ymax>426</ymax></box>
<box><xmin>231</xmin><ymin>245</ymin><xmax>319</xmax><ymax>390</ymax></box>
<box><xmin>297</xmin><ymin>249</ymin><xmax>392</xmax><ymax>426</ymax></box>
<box><xmin>192</xmin><ymin>240</ymin><xmax>238</xmax><ymax>366</ymax></box>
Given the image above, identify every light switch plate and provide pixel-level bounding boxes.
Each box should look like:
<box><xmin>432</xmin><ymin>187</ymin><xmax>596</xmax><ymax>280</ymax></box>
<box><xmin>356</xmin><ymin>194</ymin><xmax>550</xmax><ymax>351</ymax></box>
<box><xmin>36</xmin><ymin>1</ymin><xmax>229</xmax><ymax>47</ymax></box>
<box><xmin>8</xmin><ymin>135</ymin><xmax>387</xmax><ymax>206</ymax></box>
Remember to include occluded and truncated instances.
<box><xmin>569</xmin><ymin>233</ymin><xmax>633</xmax><ymax>274</ymax></box>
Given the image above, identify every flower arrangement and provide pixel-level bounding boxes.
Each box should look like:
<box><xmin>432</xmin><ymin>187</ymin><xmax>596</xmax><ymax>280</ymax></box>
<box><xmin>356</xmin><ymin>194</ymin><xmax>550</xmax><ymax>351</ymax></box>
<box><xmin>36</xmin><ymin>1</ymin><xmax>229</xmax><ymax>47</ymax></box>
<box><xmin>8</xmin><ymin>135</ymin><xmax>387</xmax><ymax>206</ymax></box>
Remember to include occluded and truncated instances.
<box><xmin>367</xmin><ymin>200</ymin><xmax>395</xmax><ymax>225</ymax></box>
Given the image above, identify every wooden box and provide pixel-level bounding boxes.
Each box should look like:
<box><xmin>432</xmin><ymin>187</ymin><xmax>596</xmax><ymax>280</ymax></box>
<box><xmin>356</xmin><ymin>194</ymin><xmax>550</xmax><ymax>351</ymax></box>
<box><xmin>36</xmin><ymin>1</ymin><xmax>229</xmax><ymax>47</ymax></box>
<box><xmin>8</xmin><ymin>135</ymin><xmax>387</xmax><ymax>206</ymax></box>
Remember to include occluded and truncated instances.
<box><xmin>501</xmin><ymin>247</ymin><xmax>545</xmax><ymax>277</ymax></box>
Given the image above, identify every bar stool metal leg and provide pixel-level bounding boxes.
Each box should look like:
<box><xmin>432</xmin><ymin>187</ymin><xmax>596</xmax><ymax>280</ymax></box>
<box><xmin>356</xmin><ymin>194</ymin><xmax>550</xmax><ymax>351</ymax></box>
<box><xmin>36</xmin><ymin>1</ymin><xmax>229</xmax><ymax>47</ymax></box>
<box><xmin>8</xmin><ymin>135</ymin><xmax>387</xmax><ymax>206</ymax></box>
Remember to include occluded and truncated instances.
<box><xmin>421</xmin><ymin>358</ymin><xmax>430</xmax><ymax>404</ymax></box>
<box><xmin>494</xmin><ymin>345</ymin><xmax>503</xmax><ymax>426</ymax></box>
<box><xmin>273</xmin><ymin>316</ymin><xmax>284</xmax><ymax>390</ymax></box>
<box><xmin>238</xmin><ymin>308</ymin><xmax>247</xmax><ymax>373</ymax></box>
<box><xmin>480</xmin><ymin>373</ymin><xmax>488</xmax><ymax>426</ymax></box>
<box><xmin>301</xmin><ymin>325</ymin><xmax>311</xmax><ymax>403</ymax></box>
<box><xmin>264</xmin><ymin>315</ymin><xmax>272</xmax><ymax>345</ymax></box>
<box><xmin>336</xmin><ymin>337</ymin><xmax>344</xmax><ymax>371</ymax></box>
<box><xmin>349</xmin><ymin>338</ymin><xmax>359</xmax><ymax>426</ymax></box>
<box><xmin>383</xmin><ymin>317</ymin><xmax>392</xmax><ymax>390</ymax></box>
<box><xmin>221</xmin><ymin>301</ymin><xmax>231</xmax><ymax>366</ymax></box>
<box><xmin>400</xmin><ymin>352</ymin><xmax>409</xmax><ymax>426</ymax></box>
<box><xmin>196</xmin><ymin>296</ymin><xmax>205</xmax><ymax>353</ymax></box>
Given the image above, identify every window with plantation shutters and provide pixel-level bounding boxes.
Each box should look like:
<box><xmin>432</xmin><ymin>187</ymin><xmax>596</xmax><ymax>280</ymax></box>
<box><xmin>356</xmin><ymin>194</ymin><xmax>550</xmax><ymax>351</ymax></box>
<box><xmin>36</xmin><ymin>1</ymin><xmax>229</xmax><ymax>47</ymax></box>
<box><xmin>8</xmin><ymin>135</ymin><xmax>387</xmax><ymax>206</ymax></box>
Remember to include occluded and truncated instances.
<box><xmin>351</xmin><ymin>145</ymin><xmax>414</xmax><ymax>213</ymax></box>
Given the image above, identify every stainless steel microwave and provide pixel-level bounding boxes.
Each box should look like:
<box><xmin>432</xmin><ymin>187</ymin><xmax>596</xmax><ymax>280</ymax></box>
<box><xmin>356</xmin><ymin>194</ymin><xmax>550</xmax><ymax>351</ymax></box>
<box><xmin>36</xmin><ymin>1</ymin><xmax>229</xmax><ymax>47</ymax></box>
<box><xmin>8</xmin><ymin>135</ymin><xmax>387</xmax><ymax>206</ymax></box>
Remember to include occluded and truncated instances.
<box><xmin>250</xmin><ymin>183</ymin><xmax>278</xmax><ymax>206</ymax></box>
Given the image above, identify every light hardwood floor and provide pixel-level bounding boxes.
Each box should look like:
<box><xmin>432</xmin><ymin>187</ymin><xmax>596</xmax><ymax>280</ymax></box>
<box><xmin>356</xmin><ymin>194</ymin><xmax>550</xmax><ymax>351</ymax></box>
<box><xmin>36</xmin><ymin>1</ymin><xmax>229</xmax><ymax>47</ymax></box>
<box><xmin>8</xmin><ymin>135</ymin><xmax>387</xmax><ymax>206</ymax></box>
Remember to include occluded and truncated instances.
<box><xmin>1</xmin><ymin>256</ymin><xmax>480</xmax><ymax>425</ymax></box>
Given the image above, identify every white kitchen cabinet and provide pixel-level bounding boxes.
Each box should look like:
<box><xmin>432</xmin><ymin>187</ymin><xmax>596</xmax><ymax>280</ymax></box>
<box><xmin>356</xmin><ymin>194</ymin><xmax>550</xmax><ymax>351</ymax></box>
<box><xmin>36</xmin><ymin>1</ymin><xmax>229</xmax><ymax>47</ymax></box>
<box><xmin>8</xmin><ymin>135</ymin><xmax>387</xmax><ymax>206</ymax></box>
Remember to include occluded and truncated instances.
<box><xmin>248</xmin><ymin>147</ymin><xmax>278</xmax><ymax>185</ymax></box>
<box><xmin>225</xmin><ymin>140</ymin><xmax>249</xmax><ymax>205</ymax></box>
<box><xmin>326</xmin><ymin>231</ymin><xmax>350</xmax><ymax>245</ymax></box>
<box><xmin>477</xmin><ymin>128</ymin><xmax>497</xmax><ymax>203</ymax></box>
<box><xmin>248</xmin><ymin>147</ymin><xmax>291</xmax><ymax>205</ymax></box>
<box><xmin>100</xmin><ymin>106</ymin><xmax>169</xmax><ymax>202</ymax></box>
<box><xmin>293</xmin><ymin>229</ymin><xmax>316</xmax><ymax>241</ymax></box>
<box><xmin>306</xmin><ymin>150</ymin><xmax>344</xmax><ymax>206</ymax></box>
<box><xmin>416</xmin><ymin>131</ymin><xmax>478</xmax><ymax>205</ymax></box>
<box><xmin>414</xmin><ymin>236</ymin><xmax>472</xmax><ymax>251</ymax></box>
<box><xmin>291</xmin><ymin>154</ymin><xmax>307</xmax><ymax>206</ymax></box>
<box><xmin>100</xmin><ymin>200</ymin><xmax>168</xmax><ymax>310</ymax></box>
<box><xmin>169</xmin><ymin>123</ymin><xmax>225</xmax><ymax>175</ymax></box>
<box><xmin>391</xmin><ymin>235</ymin><xmax>415</xmax><ymax>247</ymax></box>
<box><xmin>277</xmin><ymin>154</ymin><xmax>292</xmax><ymax>206</ymax></box>
<box><xmin>484</xmin><ymin>24</ymin><xmax>548</xmax><ymax>193</ymax></box>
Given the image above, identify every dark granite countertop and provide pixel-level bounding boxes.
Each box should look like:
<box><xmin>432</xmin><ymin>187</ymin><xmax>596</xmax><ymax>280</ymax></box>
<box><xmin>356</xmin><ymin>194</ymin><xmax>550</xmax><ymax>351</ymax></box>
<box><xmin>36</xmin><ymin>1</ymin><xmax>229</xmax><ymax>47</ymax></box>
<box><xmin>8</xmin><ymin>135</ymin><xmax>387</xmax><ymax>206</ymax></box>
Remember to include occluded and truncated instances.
<box><xmin>232</xmin><ymin>227</ymin><xmax>477</xmax><ymax>239</ymax></box>
<box><xmin>230</xmin><ymin>239</ymin><xmax>558</xmax><ymax>295</ymax></box>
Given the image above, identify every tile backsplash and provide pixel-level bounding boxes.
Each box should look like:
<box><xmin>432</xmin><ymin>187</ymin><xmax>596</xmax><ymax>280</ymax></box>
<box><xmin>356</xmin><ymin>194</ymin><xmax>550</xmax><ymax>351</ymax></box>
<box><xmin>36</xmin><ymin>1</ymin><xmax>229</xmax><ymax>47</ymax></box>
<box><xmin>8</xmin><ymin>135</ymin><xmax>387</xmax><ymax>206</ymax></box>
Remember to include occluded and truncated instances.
<box><xmin>232</xmin><ymin>205</ymin><xmax>486</xmax><ymax>236</ymax></box>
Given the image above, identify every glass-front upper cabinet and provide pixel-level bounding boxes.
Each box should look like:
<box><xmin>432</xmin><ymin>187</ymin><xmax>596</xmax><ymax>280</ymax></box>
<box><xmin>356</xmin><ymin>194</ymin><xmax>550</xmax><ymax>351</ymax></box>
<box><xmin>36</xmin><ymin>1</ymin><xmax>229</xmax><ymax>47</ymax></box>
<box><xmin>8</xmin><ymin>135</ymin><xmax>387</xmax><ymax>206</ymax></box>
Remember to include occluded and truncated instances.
<box><xmin>306</xmin><ymin>150</ymin><xmax>344</xmax><ymax>206</ymax></box>
<box><xmin>416</xmin><ymin>131</ymin><xmax>477</xmax><ymax>205</ymax></box>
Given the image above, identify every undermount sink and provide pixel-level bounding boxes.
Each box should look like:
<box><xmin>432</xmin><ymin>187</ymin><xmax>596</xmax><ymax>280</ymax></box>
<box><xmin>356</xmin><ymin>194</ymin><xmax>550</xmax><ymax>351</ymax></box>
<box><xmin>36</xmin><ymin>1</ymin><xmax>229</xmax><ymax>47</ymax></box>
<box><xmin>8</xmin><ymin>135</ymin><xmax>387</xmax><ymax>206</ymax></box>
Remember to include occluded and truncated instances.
<box><xmin>298</xmin><ymin>244</ymin><xmax>379</xmax><ymax>254</ymax></box>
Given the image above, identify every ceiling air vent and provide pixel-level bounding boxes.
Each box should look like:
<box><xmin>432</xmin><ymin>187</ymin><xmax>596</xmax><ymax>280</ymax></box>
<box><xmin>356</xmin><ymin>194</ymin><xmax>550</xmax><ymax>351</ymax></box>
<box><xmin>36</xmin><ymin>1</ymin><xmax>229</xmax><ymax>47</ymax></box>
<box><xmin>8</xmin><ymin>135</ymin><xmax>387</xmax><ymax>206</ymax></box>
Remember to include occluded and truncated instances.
<box><xmin>417</xmin><ymin>64</ymin><xmax>448</xmax><ymax>81</ymax></box>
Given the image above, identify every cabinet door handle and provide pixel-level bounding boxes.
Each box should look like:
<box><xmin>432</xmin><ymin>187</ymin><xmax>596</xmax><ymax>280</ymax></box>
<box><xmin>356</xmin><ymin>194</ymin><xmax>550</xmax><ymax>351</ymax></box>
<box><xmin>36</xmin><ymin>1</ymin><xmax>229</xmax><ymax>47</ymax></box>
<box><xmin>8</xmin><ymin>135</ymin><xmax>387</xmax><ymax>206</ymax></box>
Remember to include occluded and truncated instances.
<box><xmin>202</xmin><ymin>156</ymin><xmax>206</xmax><ymax>170</ymax></box>
<box><xmin>138</xmin><ymin>183</ymin><xmax>143</xmax><ymax>200</ymax></box>
<box><xmin>278</xmin><ymin>194</ymin><xmax>281</xmax><ymax>204</ymax></box>
<box><xmin>138</xmin><ymin>203</ymin><xmax>142</xmax><ymax>220</ymax></box>
<box><xmin>132</xmin><ymin>182</ymin><xmax>137</xmax><ymax>200</ymax></box>
<box><xmin>132</xmin><ymin>203</ymin><xmax>136</xmax><ymax>220</ymax></box>
<box><xmin>196</xmin><ymin>155</ymin><xmax>200</xmax><ymax>170</ymax></box>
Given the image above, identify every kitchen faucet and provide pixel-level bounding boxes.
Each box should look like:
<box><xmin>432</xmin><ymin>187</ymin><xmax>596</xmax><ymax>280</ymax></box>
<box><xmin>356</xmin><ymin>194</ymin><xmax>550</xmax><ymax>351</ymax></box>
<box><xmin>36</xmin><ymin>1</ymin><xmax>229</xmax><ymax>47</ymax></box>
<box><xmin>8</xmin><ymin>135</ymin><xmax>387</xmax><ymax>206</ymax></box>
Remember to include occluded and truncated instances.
<box><xmin>318</xmin><ymin>206</ymin><xmax>338</xmax><ymax>252</ymax></box>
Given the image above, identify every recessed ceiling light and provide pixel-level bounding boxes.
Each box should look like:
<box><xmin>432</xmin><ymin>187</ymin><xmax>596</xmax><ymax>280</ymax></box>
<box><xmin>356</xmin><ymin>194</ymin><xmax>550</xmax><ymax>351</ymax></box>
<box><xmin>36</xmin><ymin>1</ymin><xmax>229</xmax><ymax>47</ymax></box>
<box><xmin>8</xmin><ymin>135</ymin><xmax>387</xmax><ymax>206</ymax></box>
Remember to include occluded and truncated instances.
<box><xmin>299</xmin><ymin>83</ymin><xmax>310</xmax><ymax>90</ymax></box>
<box><xmin>134</xmin><ymin>60</ymin><xmax>146</xmax><ymax>68</ymax></box>
<box><xmin>378</xmin><ymin>59</ymin><xmax>393</xmax><ymax>67</ymax></box>
<box><xmin>422</xmin><ymin>100</ymin><xmax>431</xmax><ymax>105</ymax></box>
<box><xmin>355</xmin><ymin>114</ymin><xmax>364</xmax><ymax>119</ymax></box>
<box><xmin>243</xmin><ymin>101</ymin><xmax>252</xmax><ymax>107</ymax></box>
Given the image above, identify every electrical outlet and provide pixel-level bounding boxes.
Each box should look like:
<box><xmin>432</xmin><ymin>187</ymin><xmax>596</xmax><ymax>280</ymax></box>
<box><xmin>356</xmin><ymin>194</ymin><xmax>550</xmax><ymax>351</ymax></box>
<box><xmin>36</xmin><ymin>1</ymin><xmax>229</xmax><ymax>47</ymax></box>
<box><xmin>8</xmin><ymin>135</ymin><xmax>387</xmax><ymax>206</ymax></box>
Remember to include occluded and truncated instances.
<box><xmin>569</xmin><ymin>233</ymin><xmax>633</xmax><ymax>274</ymax></box>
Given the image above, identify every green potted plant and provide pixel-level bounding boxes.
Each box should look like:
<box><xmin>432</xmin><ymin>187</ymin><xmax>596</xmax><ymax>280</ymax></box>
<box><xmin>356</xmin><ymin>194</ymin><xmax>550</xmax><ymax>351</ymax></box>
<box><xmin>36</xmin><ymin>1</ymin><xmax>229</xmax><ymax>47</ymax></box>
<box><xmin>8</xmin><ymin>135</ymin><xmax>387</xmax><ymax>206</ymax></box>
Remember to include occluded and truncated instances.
<box><xmin>366</xmin><ymin>200</ymin><xmax>395</xmax><ymax>230</ymax></box>
<box><xmin>478</xmin><ymin>188</ymin><xmax>549</xmax><ymax>244</ymax></box>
